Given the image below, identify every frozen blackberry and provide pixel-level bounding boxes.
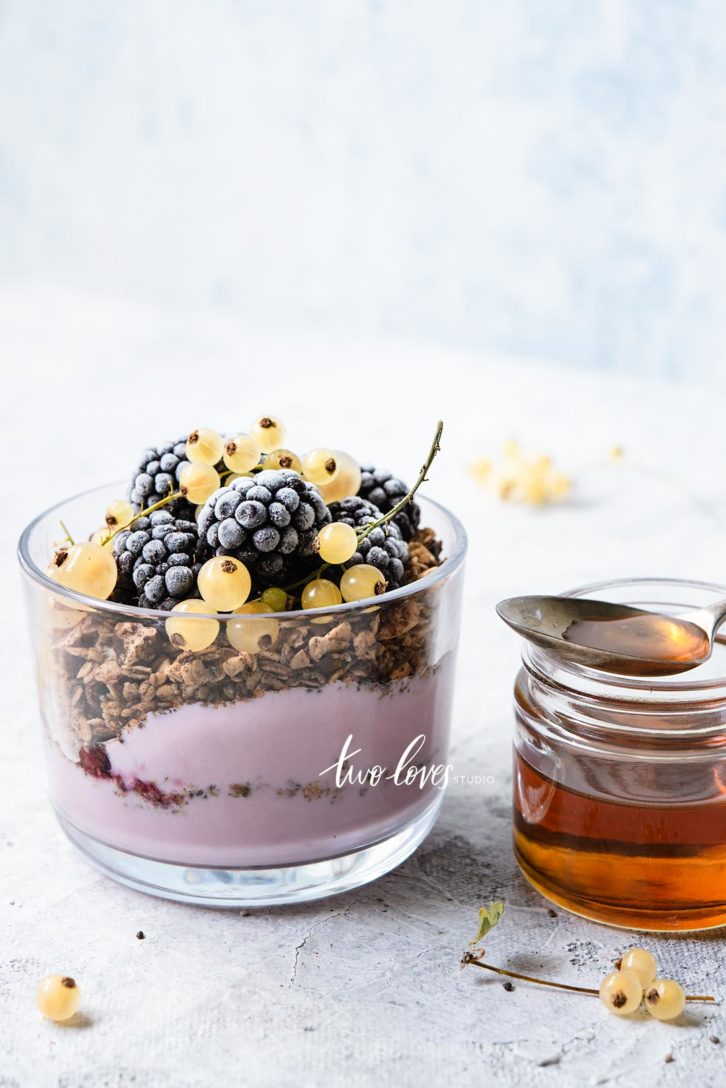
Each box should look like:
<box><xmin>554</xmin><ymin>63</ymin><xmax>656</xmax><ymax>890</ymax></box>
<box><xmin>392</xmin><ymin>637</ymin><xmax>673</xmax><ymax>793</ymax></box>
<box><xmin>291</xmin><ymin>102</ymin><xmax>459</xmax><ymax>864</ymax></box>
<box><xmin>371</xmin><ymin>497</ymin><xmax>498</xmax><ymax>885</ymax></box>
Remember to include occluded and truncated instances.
<box><xmin>129</xmin><ymin>438</ymin><xmax>195</xmax><ymax>516</ymax></box>
<box><xmin>197</xmin><ymin>469</ymin><xmax>331</xmax><ymax>584</ymax></box>
<box><xmin>114</xmin><ymin>510</ymin><xmax>201</xmax><ymax>610</ymax></box>
<box><xmin>329</xmin><ymin>496</ymin><xmax>408</xmax><ymax>589</ymax></box>
<box><xmin>357</xmin><ymin>466</ymin><xmax>420</xmax><ymax>541</ymax></box>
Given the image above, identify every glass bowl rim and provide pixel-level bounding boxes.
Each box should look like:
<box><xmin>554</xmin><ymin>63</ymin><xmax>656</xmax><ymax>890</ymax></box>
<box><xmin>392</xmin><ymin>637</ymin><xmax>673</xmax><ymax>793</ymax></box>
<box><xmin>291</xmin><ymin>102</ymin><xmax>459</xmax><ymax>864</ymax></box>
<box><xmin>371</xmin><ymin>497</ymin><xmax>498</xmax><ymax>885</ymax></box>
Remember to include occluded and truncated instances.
<box><xmin>18</xmin><ymin>480</ymin><xmax>468</xmax><ymax>621</ymax></box>
<box><xmin>524</xmin><ymin>575</ymin><xmax>726</xmax><ymax>695</ymax></box>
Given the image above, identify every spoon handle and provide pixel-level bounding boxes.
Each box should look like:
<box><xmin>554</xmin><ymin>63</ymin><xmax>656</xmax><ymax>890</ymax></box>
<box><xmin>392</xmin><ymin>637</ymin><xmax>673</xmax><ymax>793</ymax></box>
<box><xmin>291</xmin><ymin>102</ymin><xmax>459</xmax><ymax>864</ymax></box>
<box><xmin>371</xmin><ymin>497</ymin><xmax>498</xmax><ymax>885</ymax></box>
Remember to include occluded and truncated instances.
<box><xmin>689</xmin><ymin>597</ymin><xmax>726</xmax><ymax>635</ymax></box>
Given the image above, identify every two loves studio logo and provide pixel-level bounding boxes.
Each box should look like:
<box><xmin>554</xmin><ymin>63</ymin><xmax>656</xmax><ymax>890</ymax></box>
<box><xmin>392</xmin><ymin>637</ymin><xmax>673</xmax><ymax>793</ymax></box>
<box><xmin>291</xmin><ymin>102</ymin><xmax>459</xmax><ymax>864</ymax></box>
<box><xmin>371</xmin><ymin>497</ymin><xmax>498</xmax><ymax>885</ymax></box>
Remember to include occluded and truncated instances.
<box><xmin>319</xmin><ymin>733</ymin><xmax>453</xmax><ymax>791</ymax></box>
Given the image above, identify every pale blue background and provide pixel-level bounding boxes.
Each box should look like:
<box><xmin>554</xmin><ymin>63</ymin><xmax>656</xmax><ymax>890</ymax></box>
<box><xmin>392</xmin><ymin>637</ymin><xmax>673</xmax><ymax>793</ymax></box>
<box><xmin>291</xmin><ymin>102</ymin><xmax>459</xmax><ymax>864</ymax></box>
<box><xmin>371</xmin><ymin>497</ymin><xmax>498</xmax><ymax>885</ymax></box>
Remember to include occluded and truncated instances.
<box><xmin>2</xmin><ymin>0</ymin><xmax>726</xmax><ymax>378</ymax></box>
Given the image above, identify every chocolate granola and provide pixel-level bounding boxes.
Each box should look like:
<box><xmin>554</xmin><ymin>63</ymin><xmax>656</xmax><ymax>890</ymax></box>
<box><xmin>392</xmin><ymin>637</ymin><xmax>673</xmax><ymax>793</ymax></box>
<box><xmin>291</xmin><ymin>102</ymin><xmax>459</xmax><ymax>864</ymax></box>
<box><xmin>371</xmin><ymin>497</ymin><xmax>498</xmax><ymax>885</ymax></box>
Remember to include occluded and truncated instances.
<box><xmin>46</xmin><ymin>528</ymin><xmax>444</xmax><ymax>755</ymax></box>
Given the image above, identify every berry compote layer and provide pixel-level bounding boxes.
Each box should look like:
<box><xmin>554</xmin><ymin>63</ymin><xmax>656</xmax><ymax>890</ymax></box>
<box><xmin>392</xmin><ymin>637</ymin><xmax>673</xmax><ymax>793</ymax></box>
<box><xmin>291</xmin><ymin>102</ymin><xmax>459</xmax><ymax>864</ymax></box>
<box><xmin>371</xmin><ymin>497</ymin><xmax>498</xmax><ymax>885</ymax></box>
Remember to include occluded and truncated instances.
<box><xmin>46</xmin><ymin>662</ymin><xmax>454</xmax><ymax>867</ymax></box>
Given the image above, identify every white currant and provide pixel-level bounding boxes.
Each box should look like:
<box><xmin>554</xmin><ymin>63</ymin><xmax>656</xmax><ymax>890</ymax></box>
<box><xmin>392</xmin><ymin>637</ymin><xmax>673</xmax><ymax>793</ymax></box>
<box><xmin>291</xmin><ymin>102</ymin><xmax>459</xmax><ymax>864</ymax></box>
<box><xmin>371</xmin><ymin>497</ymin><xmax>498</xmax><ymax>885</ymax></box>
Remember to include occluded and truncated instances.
<box><xmin>104</xmin><ymin>499</ymin><xmax>135</xmax><ymax>532</ymax></box>
<box><xmin>340</xmin><ymin>564</ymin><xmax>386</xmax><ymax>602</ymax></box>
<box><xmin>36</xmin><ymin>974</ymin><xmax>81</xmax><ymax>1022</ymax></box>
<box><xmin>179</xmin><ymin>462</ymin><xmax>220</xmax><ymax>505</ymax></box>
<box><xmin>316</xmin><ymin>522</ymin><xmax>357</xmax><ymax>564</ymax></box>
<box><xmin>644</xmin><ymin>979</ymin><xmax>686</xmax><ymax>1021</ymax></box>
<box><xmin>301</xmin><ymin>579</ymin><xmax>343</xmax><ymax>610</ymax></box>
<box><xmin>251</xmin><ymin>415</ymin><xmax>286</xmax><ymax>453</ymax></box>
<box><xmin>316</xmin><ymin>450</ymin><xmax>361</xmax><ymax>503</ymax></box>
<box><xmin>227</xmin><ymin>600</ymin><xmax>280</xmax><ymax>654</ymax></box>
<box><xmin>301</xmin><ymin>448</ymin><xmax>339</xmax><ymax>486</ymax></box>
<box><xmin>599</xmin><ymin>970</ymin><xmax>643</xmax><ymax>1017</ymax></box>
<box><xmin>223</xmin><ymin>434</ymin><xmax>261</xmax><ymax>474</ymax></box>
<box><xmin>265</xmin><ymin>448</ymin><xmax>303</xmax><ymax>473</ymax></box>
<box><xmin>620</xmin><ymin>948</ymin><xmax>657</xmax><ymax>989</ymax></box>
<box><xmin>260</xmin><ymin>587</ymin><xmax>289</xmax><ymax>612</ymax></box>
<box><xmin>165</xmin><ymin>599</ymin><xmax>219</xmax><ymax>652</ymax></box>
<box><xmin>198</xmin><ymin>556</ymin><xmax>251</xmax><ymax>612</ymax></box>
<box><xmin>52</xmin><ymin>542</ymin><xmax>117</xmax><ymax>600</ymax></box>
<box><xmin>186</xmin><ymin>428</ymin><xmax>224</xmax><ymax>466</ymax></box>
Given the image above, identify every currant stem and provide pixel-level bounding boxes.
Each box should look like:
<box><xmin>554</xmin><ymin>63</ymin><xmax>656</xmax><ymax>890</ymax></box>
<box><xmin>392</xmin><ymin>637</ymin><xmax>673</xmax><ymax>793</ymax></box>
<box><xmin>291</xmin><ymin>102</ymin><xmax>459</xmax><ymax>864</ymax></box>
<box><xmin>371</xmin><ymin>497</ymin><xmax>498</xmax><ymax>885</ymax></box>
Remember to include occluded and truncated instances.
<box><xmin>282</xmin><ymin>561</ymin><xmax>331</xmax><ymax>594</ymax></box>
<box><xmin>106</xmin><ymin>491</ymin><xmax>180</xmax><ymax>543</ymax></box>
<box><xmin>115</xmin><ymin>426</ymin><xmax>444</xmax><ymax>597</ymax></box>
<box><xmin>356</xmin><ymin>419</ymin><xmax>444</xmax><ymax>546</ymax></box>
<box><xmin>279</xmin><ymin>421</ymin><xmax>444</xmax><ymax>596</ymax></box>
<box><xmin>461</xmin><ymin>953</ymin><xmax>715</xmax><ymax>1003</ymax></box>
<box><xmin>59</xmin><ymin>520</ymin><xmax>75</xmax><ymax>545</ymax></box>
<box><xmin>462</xmin><ymin>953</ymin><xmax>599</xmax><ymax>995</ymax></box>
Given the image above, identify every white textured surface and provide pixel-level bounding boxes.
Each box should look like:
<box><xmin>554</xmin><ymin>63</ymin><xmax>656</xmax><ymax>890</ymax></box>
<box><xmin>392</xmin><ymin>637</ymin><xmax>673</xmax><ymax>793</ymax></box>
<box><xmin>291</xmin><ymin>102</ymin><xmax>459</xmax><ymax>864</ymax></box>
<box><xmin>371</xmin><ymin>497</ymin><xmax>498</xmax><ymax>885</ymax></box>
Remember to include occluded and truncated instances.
<box><xmin>3</xmin><ymin>2</ymin><xmax>726</xmax><ymax>377</ymax></box>
<box><xmin>3</xmin><ymin>287</ymin><xmax>726</xmax><ymax>1086</ymax></box>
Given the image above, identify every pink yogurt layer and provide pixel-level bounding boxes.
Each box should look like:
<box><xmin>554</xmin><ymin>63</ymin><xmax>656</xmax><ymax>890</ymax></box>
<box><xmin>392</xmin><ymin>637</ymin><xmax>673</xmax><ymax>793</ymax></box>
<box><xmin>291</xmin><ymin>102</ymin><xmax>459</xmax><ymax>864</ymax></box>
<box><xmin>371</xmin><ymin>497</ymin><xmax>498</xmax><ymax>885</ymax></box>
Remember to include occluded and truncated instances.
<box><xmin>46</xmin><ymin>663</ymin><xmax>454</xmax><ymax>867</ymax></box>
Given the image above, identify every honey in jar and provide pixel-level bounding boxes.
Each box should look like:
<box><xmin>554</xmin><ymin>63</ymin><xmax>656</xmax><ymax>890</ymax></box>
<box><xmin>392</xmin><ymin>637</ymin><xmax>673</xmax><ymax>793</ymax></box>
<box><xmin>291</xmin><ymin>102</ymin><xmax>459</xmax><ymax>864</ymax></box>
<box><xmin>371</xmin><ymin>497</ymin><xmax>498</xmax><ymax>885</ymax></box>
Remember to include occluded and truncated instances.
<box><xmin>512</xmin><ymin>579</ymin><xmax>726</xmax><ymax>931</ymax></box>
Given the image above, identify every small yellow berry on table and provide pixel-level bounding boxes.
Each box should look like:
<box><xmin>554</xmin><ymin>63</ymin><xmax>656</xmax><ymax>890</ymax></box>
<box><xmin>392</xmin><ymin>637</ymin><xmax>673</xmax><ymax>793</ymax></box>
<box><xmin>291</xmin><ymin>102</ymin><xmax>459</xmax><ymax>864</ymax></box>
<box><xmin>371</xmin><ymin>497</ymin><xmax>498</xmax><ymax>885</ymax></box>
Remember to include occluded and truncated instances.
<box><xmin>469</xmin><ymin>457</ymin><xmax>492</xmax><ymax>486</ymax></box>
<box><xmin>620</xmin><ymin>947</ymin><xmax>657</xmax><ymax>988</ymax></box>
<box><xmin>470</xmin><ymin>441</ymin><xmax>572</xmax><ymax>507</ymax></box>
<box><xmin>598</xmin><ymin>969</ymin><xmax>643</xmax><ymax>1016</ymax></box>
<box><xmin>644</xmin><ymin>979</ymin><xmax>686</xmax><ymax>1021</ymax></box>
<box><xmin>36</xmin><ymin>974</ymin><xmax>81</xmax><ymax>1022</ymax></box>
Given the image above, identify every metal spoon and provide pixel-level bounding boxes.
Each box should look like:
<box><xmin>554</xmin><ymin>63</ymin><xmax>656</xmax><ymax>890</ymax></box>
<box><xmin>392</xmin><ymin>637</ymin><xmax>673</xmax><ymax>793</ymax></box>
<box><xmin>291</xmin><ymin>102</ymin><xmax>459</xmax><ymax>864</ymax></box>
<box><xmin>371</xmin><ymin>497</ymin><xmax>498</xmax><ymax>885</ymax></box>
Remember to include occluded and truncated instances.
<box><xmin>495</xmin><ymin>595</ymin><xmax>726</xmax><ymax>676</ymax></box>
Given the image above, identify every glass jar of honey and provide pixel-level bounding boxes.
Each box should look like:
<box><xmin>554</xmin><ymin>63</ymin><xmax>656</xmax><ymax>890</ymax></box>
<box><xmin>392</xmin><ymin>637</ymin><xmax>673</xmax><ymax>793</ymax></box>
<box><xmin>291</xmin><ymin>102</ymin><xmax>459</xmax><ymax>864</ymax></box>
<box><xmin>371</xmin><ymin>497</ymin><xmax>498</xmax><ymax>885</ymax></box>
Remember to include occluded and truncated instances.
<box><xmin>513</xmin><ymin>578</ymin><xmax>726</xmax><ymax>931</ymax></box>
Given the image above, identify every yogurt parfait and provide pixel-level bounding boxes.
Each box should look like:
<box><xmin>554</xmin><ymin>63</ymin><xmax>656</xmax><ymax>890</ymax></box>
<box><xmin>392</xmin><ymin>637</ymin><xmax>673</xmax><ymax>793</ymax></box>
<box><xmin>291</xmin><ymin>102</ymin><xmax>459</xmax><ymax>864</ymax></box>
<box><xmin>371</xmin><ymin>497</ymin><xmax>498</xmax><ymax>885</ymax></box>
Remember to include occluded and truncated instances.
<box><xmin>19</xmin><ymin>418</ymin><xmax>466</xmax><ymax>905</ymax></box>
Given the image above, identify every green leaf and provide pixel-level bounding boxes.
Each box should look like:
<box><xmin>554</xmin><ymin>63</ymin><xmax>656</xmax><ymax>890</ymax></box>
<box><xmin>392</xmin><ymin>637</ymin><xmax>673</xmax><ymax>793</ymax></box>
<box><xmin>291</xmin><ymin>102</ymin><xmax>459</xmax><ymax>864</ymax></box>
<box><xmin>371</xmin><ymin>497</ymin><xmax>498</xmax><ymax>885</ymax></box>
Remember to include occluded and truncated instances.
<box><xmin>469</xmin><ymin>900</ymin><xmax>505</xmax><ymax>946</ymax></box>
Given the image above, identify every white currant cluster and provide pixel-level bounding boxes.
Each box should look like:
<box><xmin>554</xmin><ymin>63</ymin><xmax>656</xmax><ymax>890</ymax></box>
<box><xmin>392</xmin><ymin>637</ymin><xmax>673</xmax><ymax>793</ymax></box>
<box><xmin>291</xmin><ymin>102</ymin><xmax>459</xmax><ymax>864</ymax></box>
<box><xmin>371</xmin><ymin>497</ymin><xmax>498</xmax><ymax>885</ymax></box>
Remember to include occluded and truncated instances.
<box><xmin>179</xmin><ymin>418</ymin><xmax>363</xmax><ymax>508</ymax></box>
<box><xmin>471</xmin><ymin>440</ymin><xmax>572</xmax><ymax>506</ymax></box>
<box><xmin>164</xmin><ymin>418</ymin><xmax>399</xmax><ymax>651</ymax></box>
<box><xmin>464</xmin><ymin>908</ymin><xmax>714</xmax><ymax>1021</ymax></box>
<box><xmin>45</xmin><ymin>416</ymin><xmax>441</xmax><ymax>654</ymax></box>
<box><xmin>599</xmin><ymin>948</ymin><xmax>688</xmax><ymax>1020</ymax></box>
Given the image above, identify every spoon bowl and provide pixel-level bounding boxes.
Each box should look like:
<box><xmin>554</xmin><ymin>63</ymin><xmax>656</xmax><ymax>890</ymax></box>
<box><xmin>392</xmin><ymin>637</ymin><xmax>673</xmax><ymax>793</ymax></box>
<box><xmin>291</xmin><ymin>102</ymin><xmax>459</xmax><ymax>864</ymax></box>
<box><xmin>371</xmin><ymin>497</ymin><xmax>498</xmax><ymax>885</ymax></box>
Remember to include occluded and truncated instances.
<box><xmin>496</xmin><ymin>595</ymin><xmax>716</xmax><ymax>676</ymax></box>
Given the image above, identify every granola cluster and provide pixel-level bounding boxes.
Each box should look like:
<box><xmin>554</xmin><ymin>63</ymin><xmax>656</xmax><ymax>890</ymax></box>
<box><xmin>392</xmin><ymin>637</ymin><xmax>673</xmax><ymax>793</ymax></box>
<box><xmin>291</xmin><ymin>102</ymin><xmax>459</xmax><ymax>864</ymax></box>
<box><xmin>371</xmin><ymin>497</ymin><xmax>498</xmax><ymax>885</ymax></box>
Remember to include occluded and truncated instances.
<box><xmin>46</xmin><ymin>529</ymin><xmax>443</xmax><ymax>754</ymax></box>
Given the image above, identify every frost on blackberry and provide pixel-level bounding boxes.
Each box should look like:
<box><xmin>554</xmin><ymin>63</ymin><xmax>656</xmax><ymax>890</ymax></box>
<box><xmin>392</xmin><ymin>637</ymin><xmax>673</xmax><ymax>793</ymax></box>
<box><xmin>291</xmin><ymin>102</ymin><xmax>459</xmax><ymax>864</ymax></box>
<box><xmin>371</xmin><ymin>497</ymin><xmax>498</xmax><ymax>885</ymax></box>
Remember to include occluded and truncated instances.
<box><xmin>197</xmin><ymin>469</ymin><xmax>331</xmax><ymax>584</ymax></box>
<box><xmin>357</xmin><ymin>465</ymin><xmax>421</xmax><ymax>541</ymax></box>
<box><xmin>129</xmin><ymin>437</ymin><xmax>195</xmax><ymax>516</ymax></box>
<box><xmin>114</xmin><ymin>510</ymin><xmax>201</xmax><ymax>610</ymax></box>
<box><xmin>329</xmin><ymin>496</ymin><xmax>409</xmax><ymax>589</ymax></box>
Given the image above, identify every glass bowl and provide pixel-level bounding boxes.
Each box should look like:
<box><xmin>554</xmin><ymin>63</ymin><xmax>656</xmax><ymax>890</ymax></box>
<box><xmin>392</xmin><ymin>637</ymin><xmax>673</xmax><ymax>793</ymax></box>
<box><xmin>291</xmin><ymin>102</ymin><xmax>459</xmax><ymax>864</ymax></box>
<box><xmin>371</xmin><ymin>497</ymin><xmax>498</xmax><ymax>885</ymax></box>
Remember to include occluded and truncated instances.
<box><xmin>19</xmin><ymin>483</ymin><xmax>466</xmax><ymax>907</ymax></box>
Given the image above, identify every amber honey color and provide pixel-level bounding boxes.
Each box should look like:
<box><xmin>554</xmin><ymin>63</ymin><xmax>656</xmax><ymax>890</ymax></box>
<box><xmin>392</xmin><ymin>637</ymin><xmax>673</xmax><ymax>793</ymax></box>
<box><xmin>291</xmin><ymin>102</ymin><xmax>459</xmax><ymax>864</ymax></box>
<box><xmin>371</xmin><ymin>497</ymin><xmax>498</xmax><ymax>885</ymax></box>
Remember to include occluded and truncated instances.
<box><xmin>563</xmin><ymin>612</ymin><xmax>711</xmax><ymax>673</ymax></box>
<box><xmin>513</xmin><ymin>750</ymin><xmax>726</xmax><ymax>931</ymax></box>
<box><xmin>512</xmin><ymin>579</ymin><xmax>726</xmax><ymax>931</ymax></box>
